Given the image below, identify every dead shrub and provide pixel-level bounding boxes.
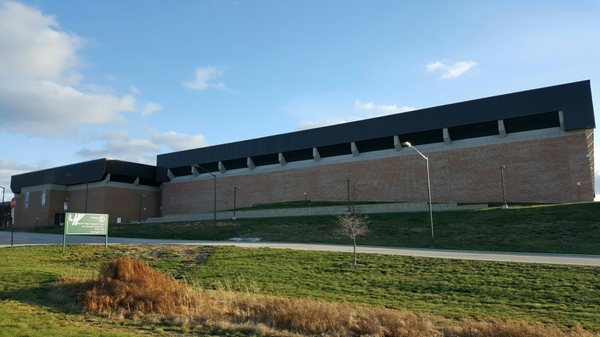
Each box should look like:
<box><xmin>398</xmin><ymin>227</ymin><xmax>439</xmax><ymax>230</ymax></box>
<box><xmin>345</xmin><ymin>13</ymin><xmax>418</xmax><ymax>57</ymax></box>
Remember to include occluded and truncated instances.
<box><xmin>83</xmin><ymin>256</ymin><xmax>201</xmax><ymax>315</ymax></box>
<box><xmin>358</xmin><ymin>308</ymin><xmax>435</xmax><ymax>337</ymax></box>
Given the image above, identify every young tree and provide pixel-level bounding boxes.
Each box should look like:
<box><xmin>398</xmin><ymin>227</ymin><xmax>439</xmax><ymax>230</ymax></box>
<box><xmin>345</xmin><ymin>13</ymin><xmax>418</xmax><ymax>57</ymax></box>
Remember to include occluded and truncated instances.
<box><xmin>335</xmin><ymin>213</ymin><xmax>369</xmax><ymax>266</ymax></box>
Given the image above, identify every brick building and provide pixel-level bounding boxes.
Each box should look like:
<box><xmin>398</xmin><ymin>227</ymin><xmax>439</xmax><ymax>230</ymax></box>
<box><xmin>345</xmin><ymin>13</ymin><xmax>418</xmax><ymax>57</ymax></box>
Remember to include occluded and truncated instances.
<box><xmin>11</xmin><ymin>159</ymin><xmax>160</xmax><ymax>227</ymax></box>
<box><xmin>10</xmin><ymin>81</ymin><xmax>596</xmax><ymax>227</ymax></box>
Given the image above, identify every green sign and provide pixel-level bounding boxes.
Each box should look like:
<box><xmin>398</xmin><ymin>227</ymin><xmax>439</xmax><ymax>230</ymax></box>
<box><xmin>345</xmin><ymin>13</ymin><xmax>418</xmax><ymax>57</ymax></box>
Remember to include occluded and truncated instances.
<box><xmin>63</xmin><ymin>212</ymin><xmax>109</xmax><ymax>253</ymax></box>
<box><xmin>66</xmin><ymin>212</ymin><xmax>108</xmax><ymax>235</ymax></box>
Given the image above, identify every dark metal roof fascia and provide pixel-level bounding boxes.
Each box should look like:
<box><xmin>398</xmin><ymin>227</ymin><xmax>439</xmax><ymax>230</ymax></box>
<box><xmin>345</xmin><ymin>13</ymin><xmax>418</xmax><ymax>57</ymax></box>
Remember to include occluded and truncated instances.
<box><xmin>10</xmin><ymin>159</ymin><xmax>158</xmax><ymax>193</ymax></box>
<box><xmin>105</xmin><ymin>160</ymin><xmax>157</xmax><ymax>181</ymax></box>
<box><xmin>10</xmin><ymin>158</ymin><xmax>107</xmax><ymax>193</ymax></box>
<box><xmin>156</xmin><ymin>81</ymin><xmax>594</xmax><ymax>175</ymax></box>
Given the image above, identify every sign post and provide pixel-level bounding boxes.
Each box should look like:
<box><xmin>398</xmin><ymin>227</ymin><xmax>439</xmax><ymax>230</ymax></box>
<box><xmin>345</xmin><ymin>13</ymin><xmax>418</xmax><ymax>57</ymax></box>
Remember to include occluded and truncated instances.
<box><xmin>63</xmin><ymin>212</ymin><xmax>109</xmax><ymax>253</ymax></box>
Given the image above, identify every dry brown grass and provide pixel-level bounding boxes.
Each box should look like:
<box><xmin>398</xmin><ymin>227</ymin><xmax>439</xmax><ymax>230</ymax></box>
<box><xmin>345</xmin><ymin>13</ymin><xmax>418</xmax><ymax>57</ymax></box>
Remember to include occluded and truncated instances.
<box><xmin>442</xmin><ymin>319</ymin><xmax>596</xmax><ymax>337</ymax></box>
<box><xmin>78</xmin><ymin>257</ymin><xmax>598</xmax><ymax>337</ymax></box>
<box><xmin>83</xmin><ymin>256</ymin><xmax>200</xmax><ymax>315</ymax></box>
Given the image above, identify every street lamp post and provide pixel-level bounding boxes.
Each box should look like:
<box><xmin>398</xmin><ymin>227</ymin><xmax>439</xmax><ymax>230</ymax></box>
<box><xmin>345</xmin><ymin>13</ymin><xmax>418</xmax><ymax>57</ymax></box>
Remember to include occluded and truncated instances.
<box><xmin>63</xmin><ymin>198</ymin><xmax>69</xmax><ymax>226</ymax></box>
<box><xmin>500</xmin><ymin>165</ymin><xmax>508</xmax><ymax>209</ymax></box>
<box><xmin>0</xmin><ymin>186</ymin><xmax>4</xmax><ymax>230</ymax></box>
<box><xmin>577</xmin><ymin>182</ymin><xmax>581</xmax><ymax>202</ymax></box>
<box><xmin>196</xmin><ymin>165</ymin><xmax>217</xmax><ymax>235</ymax></box>
<box><xmin>0</xmin><ymin>186</ymin><xmax>8</xmax><ymax>248</ymax></box>
<box><xmin>346</xmin><ymin>178</ymin><xmax>351</xmax><ymax>214</ymax></box>
<box><xmin>138</xmin><ymin>194</ymin><xmax>146</xmax><ymax>222</ymax></box>
<box><xmin>401</xmin><ymin>142</ymin><xmax>434</xmax><ymax>238</ymax></box>
<box><xmin>233</xmin><ymin>186</ymin><xmax>238</xmax><ymax>220</ymax></box>
<box><xmin>84</xmin><ymin>182</ymin><xmax>89</xmax><ymax>213</ymax></box>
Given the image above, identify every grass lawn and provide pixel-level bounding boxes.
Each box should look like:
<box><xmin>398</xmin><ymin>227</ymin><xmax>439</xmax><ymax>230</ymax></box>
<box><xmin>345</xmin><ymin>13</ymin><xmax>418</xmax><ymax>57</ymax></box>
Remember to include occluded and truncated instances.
<box><xmin>34</xmin><ymin>202</ymin><xmax>600</xmax><ymax>254</ymax></box>
<box><xmin>0</xmin><ymin>244</ymin><xmax>598</xmax><ymax>335</ymax></box>
<box><xmin>0</xmin><ymin>245</ymin><xmax>269</xmax><ymax>337</ymax></box>
<box><xmin>190</xmin><ymin>246</ymin><xmax>600</xmax><ymax>331</ymax></box>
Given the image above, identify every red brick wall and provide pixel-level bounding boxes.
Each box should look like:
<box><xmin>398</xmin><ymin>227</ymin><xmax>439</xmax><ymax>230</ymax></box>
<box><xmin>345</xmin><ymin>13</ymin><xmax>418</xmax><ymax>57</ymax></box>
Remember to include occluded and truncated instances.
<box><xmin>13</xmin><ymin>188</ymin><xmax>68</xmax><ymax>228</ymax></box>
<box><xmin>13</xmin><ymin>184</ymin><xmax>160</xmax><ymax>227</ymax></box>
<box><xmin>14</xmin><ymin>190</ymin><xmax>43</xmax><ymax>228</ymax></box>
<box><xmin>67</xmin><ymin>187</ymin><xmax>105</xmax><ymax>214</ymax></box>
<box><xmin>103</xmin><ymin>187</ymin><xmax>160</xmax><ymax>224</ymax></box>
<box><xmin>161</xmin><ymin>131</ymin><xmax>594</xmax><ymax>215</ymax></box>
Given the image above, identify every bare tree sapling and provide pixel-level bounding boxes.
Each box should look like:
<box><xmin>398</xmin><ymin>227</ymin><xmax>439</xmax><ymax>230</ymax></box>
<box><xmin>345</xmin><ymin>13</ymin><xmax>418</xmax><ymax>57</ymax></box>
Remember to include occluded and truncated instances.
<box><xmin>335</xmin><ymin>214</ymin><xmax>369</xmax><ymax>266</ymax></box>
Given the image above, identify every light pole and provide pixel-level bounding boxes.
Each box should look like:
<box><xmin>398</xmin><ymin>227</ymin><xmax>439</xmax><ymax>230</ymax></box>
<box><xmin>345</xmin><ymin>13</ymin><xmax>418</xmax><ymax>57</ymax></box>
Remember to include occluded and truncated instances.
<box><xmin>138</xmin><ymin>194</ymin><xmax>146</xmax><ymax>222</ymax></box>
<box><xmin>577</xmin><ymin>182</ymin><xmax>581</xmax><ymax>202</ymax></box>
<box><xmin>233</xmin><ymin>186</ymin><xmax>238</xmax><ymax>220</ymax></box>
<box><xmin>64</xmin><ymin>173</ymin><xmax>74</xmax><ymax>215</ymax></box>
<box><xmin>346</xmin><ymin>178</ymin><xmax>351</xmax><ymax>214</ymax></box>
<box><xmin>63</xmin><ymin>198</ymin><xmax>69</xmax><ymax>226</ymax></box>
<box><xmin>401</xmin><ymin>142</ymin><xmax>434</xmax><ymax>238</ymax></box>
<box><xmin>0</xmin><ymin>186</ymin><xmax>8</xmax><ymax>248</ymax></box>
<box><xmin>84</xmin><ymin>182</ymin><xmax>89</xmax><ymax>213</ymax></box>
<box><xmin>500</xmin><ymin>165</ymin><xmax>508</xmax><ymax>209</ymax></box>
<box><xmin>0</xmin><ymin>186</ymin><xmax>4</xmax><ymax>230</ymax></box>
<box><xmin>196</xmin><ymin>165</ymin><xmax>217</xmax><ymax>235</ymax></box>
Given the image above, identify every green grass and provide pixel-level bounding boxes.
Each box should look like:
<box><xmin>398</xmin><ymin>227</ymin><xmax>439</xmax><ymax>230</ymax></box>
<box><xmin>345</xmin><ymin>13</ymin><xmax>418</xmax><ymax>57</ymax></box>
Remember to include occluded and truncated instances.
<box><xmin>0</xmin><ymin>244</ymin><xmax>598</xmax><ymax>335</ymax></box>
<box><xmin>35</xmin><ymin>202</ymin><xmax>600</xmax><ymax>254</ymax></box>
<box><xmin>190</xmin><ymin>246</ymin><xmax>600</xmax><ymax>331</ymax></box>
<box><xmin>0</xmin><ymin>245</ymin><xmax>268</xmax><ymax>337</ymax></box>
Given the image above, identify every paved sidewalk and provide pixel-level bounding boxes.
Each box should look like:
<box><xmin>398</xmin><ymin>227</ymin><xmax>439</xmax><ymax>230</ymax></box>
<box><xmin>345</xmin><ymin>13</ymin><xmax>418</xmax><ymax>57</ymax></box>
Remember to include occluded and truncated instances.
<box><xmin>1</xmin><ymin>231</ymin><xmax>599</xmax><ymax>266</ymax></box>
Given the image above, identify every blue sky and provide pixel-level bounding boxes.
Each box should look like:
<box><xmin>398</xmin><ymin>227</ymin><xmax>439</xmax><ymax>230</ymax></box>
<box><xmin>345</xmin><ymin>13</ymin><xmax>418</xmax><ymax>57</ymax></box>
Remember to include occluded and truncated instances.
<box><xmin>1</xmin><ymin>0</ymin><xmax>599</xmax><ymax>199</ymax></box>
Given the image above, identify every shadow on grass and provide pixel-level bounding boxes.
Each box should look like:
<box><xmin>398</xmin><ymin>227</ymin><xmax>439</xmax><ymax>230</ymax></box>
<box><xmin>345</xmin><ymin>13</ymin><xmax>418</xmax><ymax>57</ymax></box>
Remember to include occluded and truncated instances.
<box><xmin>0</xmin><ymin>281</ymin><xmax>85</xmax><ymax>315</ymax></box>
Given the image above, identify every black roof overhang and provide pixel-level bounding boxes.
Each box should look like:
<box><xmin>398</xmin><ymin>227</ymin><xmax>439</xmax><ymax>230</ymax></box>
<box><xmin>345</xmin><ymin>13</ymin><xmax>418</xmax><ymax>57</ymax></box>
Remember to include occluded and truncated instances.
<box><xmin>156</xmin><ymin>80</ymin><xmax>595</xmax><ymax>180</ymax></box>
<box><xmin>10</xmin><ymin>159</ymin><xmax>157</xmax><ymax>194</ymax></box>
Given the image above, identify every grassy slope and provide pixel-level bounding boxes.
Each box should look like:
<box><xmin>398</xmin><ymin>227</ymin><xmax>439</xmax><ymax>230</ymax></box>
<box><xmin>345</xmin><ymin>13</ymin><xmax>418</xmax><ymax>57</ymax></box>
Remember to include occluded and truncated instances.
<box><xmin>191</xmin><ymin>246</ymin><xmax>600</xmax><ymax>331</ymax></box>
<box><xmin>34</xmin><ymin>202</ymin><xmax>598</xmax><ymax>254</ymax></box>
<box><xmin>1</xmin><ymin>245</ymin><xmax>598</xmax><ymax>334</ymax></box>
<box><xmin>0</xmin><ymin>245</ymin><xmax>129</xmax><ymax>337</ymax></box>
<box><xmin>0</xmin><ymin>245</ymin><xmax>265</xmax><ymax>337</ymax></box>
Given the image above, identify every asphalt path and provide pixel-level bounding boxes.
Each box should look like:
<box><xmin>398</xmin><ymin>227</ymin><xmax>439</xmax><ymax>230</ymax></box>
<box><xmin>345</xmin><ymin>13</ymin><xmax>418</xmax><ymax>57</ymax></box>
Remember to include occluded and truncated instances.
<box><xmin>1</xmin><ymin>230</ymin><xmax>599</xmax><ymax>266</ymax></box>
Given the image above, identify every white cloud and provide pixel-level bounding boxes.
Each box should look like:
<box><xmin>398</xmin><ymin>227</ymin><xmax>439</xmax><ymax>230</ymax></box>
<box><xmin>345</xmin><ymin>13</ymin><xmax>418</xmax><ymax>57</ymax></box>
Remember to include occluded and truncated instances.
<box><xmin>298</xmin><ymin>118</ymin><xmax>354</xmax><ymax>130</ymax></box>
<box><xmin>442</xmin><ymin>61</ymin><xmax>478</xmax><ymax>79</ymax></box>
<box><xmin>129</xmin><ymin>85</ymin><xmax>142</xmax><ymax>96</ymax></box>
<box><xmin>142</xmin><ymin>102</ymin><xmax>162</xmax><ymax>116</ymax></box>
<box><xmin>0</xmin><ymin>0</ymin><xmax>82</xmax><ymax>85</ymax></box>
<box><xmin>77</xmin><ymin>132</ymin><xmax>159</xmax><ymax>165</ymax></box>
<box><xmin>77</xmin><ymin>131</ymin><xmax>208</xmax><ymax>164</ymax></box>
<box><xmin>354</xmin><ymin>100</ymin><xmax>415</xmax><ymax>116</ymax></box>
<box><xmin>183</xmin><ymin>67</ymin><xmax>225</xmax><ymax>91</ymax></box>
<box><xmin>426</xmin><ymin>60</ymin><xmax>478</xmax><ymax>79</ymax></box>
<box><xmin>0</xmin><ymin>159</ymin><xmax>53</xmax><ymax>197</ymax></box>
<box><xmin>425</xmin><ymin>61</ymin><xmax>445</xmax><ymax>72</ymax></box>
<box><xmin>0</xmin><ymin>80</ymin><xmax>135</xmax><ymax>136</ymax></box>
<box><xmin>297</xmin><ymin>100</ymin><xmax>416</xmax><ymax>130</ymax></box>
<box><xmin>0</xmin><ymin>0</ymin><xmax>137</xmax><ymax>137</ymax></box>
<box><xmin>151</xmin><ymin>131</ymin><xmax>207</xmax><ymax>151</ymax></box>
